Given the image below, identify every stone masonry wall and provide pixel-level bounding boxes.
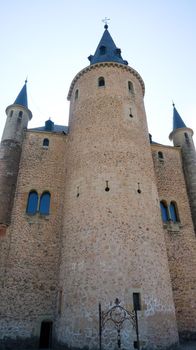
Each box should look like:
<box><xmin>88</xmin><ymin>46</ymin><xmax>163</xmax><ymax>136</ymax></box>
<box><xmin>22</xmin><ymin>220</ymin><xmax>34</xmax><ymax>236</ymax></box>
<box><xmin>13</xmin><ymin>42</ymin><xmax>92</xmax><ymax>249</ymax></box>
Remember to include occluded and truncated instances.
<box><xmin>152</xmin><ymin>144</ymin><xmax>196</xmax><ymax>340</ymax></box>
<box><xmin>0</xmin><ymin>130</ymin><xmax>66</xmax><ymax>347</ymax></box>
<box><xmin>0</xmin><ymin>140</ymin><xmax>21</xmax><ymax>225</ymax></box>
<box><xmin>56</xmin><ymin>63</ymin><xmax>179</xmax><ymax>350</ymax></box>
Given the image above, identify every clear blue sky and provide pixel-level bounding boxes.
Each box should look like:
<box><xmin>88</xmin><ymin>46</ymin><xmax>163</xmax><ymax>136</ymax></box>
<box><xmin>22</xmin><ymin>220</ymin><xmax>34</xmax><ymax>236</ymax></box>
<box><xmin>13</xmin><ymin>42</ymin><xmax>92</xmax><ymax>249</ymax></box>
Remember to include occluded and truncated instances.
<box><xmin>0</xmin><ymin>0</ymin><xmax>196</xmax><ymax>144</ymax></box>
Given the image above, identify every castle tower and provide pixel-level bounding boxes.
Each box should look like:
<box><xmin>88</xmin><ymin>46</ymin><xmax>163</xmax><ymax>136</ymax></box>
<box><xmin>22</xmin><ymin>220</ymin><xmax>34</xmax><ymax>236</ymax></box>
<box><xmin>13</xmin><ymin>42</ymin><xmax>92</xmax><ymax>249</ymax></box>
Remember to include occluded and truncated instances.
<box><xmin>0</xmin><ymin>81</ymin><xmax>32</xmax><ymax>232</ymax></box>
<box><xmin>169</xmin><ymin>104</ymin><xmax>196</xmax><ymax>233</ymax></box>
<box><xmin>56</xmin><ymin>26</ymin><xmax>178</xmax><ymax>349</ymax></box>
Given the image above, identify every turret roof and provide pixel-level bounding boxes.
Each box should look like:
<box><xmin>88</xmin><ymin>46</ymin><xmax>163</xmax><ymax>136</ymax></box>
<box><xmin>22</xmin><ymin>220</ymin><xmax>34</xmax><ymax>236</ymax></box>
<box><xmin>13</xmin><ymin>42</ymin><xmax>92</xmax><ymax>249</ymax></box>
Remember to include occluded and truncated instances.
<box><xmin>14</xmin><ymin>80</ymin><xmax>28</xmax><ymax>108</ymax></box>
<box><xmin>173</xmin><ymin>104</ymin><xmax>186</xmax><ymax>131</ymax></box>
<box><xmin>88</xmin><ymin>25</ymin><xmax>128</xmax><ymax>66</ymax></box>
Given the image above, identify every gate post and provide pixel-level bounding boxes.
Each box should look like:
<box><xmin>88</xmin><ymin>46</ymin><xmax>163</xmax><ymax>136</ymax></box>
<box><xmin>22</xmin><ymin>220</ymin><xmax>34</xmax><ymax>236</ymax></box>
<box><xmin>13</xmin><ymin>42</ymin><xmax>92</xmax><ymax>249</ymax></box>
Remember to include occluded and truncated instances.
<box><xmin>134</xmin><ymin>309</ymin><xmax>140</xmax><ymax>350</ymax></box>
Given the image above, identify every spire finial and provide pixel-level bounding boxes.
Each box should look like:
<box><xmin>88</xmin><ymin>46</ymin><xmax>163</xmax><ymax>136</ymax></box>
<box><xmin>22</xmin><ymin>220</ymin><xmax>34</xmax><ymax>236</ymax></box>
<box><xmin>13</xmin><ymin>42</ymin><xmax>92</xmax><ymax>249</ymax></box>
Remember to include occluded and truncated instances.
<box><xmin>172</xmin><ymin>101</ymin><xmax>175</xmax><ymax>108</ymax></box>
<box><xmin>25</xmin><ymin>77</ymin><xmax>28</xmax><ymax>84</ymax></box>
<box><xmin>102</xmin><ymin>17</ymin><xmax>110</xmax><ymax>29</ymax></box>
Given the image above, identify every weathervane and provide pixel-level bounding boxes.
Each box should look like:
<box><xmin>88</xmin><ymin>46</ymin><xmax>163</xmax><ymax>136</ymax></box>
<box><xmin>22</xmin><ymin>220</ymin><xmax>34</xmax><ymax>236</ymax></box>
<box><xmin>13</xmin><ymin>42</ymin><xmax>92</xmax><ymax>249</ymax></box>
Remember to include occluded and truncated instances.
<box><xmin>102</xmin><ymin>17</ymin><xmax>110</xmax><ymax>29</ymax></box>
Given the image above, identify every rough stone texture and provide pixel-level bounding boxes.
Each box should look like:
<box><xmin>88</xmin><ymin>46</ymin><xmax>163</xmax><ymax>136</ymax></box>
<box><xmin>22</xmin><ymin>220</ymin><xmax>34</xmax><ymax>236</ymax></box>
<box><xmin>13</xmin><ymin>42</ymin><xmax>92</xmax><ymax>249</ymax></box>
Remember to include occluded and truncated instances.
<box><xmin>0</xmin><ymin>103</ymin><xmax>31</xmax><ymax>226</ymax></box>
<box><xmin>0</xmin><ymin>140</ymin><xmax>21</xmax><ymax>225</ymax></box>
<box><xmin>152</xmin><ymin>144</ymin><xmax>196</xmax><ymax>340</ymax></box>
<box><xmin>0</xmin><ymin>61</ymin><xmax>195</xmax><ymax>350</ymax></box>
<box><xmin>56</xmin><ymin>63</ymin><xmax>179</xmax><ymax>350</ymax></box>
<box><xmin>0</xmin><ymin>131</ymin><xmax>66</xmax><ymax>347</ymax></box>
<box><xmin>170</xmin><ymin>128</ymin><xmax>196</xmax><ymax>234</ymax></box>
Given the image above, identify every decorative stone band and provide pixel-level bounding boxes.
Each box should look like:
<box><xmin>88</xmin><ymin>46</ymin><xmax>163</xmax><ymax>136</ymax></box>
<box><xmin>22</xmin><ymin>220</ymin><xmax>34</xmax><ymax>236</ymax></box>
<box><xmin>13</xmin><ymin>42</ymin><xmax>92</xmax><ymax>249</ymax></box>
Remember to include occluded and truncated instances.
<box><xmin>67</xmin><ymin>62</ymin><xmax>145</xmax><ymax>100</ymax></box>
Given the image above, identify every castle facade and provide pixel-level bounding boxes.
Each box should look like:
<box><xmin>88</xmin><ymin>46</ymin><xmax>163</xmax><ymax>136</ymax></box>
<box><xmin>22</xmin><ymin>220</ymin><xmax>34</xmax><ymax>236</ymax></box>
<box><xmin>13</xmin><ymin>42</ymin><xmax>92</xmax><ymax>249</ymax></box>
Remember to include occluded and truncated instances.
<box><xmin>0</xmin><ymin>25</ymin><xmax>196</xmax><ymax>350</ymax></box>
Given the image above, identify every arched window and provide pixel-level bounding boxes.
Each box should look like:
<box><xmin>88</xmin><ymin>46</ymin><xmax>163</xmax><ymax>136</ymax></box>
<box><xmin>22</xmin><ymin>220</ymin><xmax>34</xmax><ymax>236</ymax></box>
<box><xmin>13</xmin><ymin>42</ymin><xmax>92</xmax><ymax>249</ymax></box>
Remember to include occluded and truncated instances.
<box><xmin>128</xmin><ymin>81</ymin><xmax>134</xmax><ymax>93</ymax></box>
<box><xmin>98</xmin><ymin>77</ymin><xmax>105</xmax><ymax>87</ymax></box>
<box><xmin>184</xmin><ymin>132</ymin><xmax>190</xmax><ymax>144</ymax></box>
<box><xmin>75</xmin><ymin>89</ymin><xmax>79</xmax><ymax>100</ymax></box>
<box><xmin>158</xmin><ymin>151</ymin><xmax>164</xmax><ymax>160</ymax></box>
<box><xmin>26</xmin><ymin>191</ymin><xmax>38</xmax><ymax>215</ymax></box>
<box><xmin>10</xmin><ymin>110</ymin><xmax>13</xmax><ymax>118</ymax></box>
<box><xmin>18</xmin><ymin>111</ymin><xmax>23</xmax><ymax>119</ymax></box>
<box><xmin>160</xmin><ymin>201</ymin><xmax>169</xmax><ymax>222</ymax></box>
<box><xmin>100</xmin><ymin>46</ymin><xmax>106</xmax><ymax>55</ymax></box>
<box><xmin>43</xmin><ymin>138</ymin><xmax>49</xmax><ymax>147</ymax></box>
<box><xmin>169</xmin><ymin>201</ymin><xmax>179</xmax><ymax>222</ymax></box>
<box><xmin>39</xmin><ymin>192</ymin><xmax>51</xmax><ymax>215</ymax></box>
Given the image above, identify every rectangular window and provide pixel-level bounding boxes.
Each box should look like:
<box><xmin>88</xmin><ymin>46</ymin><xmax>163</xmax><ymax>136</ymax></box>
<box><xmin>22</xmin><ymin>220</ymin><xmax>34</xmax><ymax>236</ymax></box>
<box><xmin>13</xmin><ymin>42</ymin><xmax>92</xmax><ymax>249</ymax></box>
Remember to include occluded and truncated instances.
<box><xmin>58</xmin><ymin>289</ymin><xmax>62</xmax><ymax>315</ymax></box>
<box><xmin>133</xmin><ymin>292</ymin><xmax>141</xmax><ymax>311</ymax></box>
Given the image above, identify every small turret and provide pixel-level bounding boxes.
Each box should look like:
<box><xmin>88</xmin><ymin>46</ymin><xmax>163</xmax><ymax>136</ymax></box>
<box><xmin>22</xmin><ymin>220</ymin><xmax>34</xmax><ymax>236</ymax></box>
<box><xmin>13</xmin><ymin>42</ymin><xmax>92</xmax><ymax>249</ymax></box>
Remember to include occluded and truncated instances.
<box><xmin>169</xmin><ymin>104</ymin><xmax>196</xmax><ymax>233</ymax></box>
<box><xmin>0</xmin><ymin>81</ymin><xmax>32</xmax><ymax>232</ymax></box>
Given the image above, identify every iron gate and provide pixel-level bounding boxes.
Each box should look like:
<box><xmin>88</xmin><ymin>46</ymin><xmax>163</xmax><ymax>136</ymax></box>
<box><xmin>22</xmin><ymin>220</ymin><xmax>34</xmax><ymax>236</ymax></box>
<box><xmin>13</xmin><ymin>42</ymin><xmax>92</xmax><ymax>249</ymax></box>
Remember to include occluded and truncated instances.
<box><xmin>99</xmin><ymin>298</ymin><xmax>140</xmax><ymax>350</ymax></box>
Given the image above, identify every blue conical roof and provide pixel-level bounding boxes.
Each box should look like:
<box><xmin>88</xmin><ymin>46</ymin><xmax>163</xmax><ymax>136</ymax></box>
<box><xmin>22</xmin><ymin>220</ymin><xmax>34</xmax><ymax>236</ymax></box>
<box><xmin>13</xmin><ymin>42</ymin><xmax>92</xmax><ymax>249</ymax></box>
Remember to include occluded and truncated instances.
<box><xmin>173</xmin><ymin>105</ymin><xmax>186</xmax><ymax>131</ymax></box>
<box><xmin>14</xmin><ymin>81</ymin><xmax>28</xmax><ymax>108</ymax></box>
<box><xmin>88</xmin><ymin>25</ymin><xmax>128</xmax><ymax>66</ymax></box>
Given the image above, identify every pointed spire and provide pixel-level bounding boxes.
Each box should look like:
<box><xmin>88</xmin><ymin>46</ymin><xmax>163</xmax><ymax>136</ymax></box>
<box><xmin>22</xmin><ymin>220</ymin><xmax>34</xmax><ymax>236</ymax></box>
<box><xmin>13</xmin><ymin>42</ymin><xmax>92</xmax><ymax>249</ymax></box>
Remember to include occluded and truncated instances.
<box><xmin>88</xmin><ymin>25</ymin><xmax>128</xmax><ymax>66</ymax></box>
<box><xmin>14</xmin><ymin>80</ymin><xmax>28</xmax><ymax>108</ymax></box>
<box><xmin>172</xmin><ymin>103</ymin><xmax>186</xmax><ymax>131</ymax></box>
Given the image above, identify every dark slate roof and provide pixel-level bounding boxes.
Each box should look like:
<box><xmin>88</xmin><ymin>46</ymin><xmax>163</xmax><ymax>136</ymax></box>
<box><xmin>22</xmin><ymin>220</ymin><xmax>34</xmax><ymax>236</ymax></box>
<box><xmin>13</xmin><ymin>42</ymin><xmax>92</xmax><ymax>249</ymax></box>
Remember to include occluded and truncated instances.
<box><xmin>88</xmin><ymin>25</ymin><xmax>128</xmax><ymax>66</ymax></box>
<box><xmin>14</xmin><ymin>81</ymin><xmax>28</xmax><ymax>108</ymax></box>
<box><xmin>29</xmin><ymin>119</ymin><xmax>68</xmax><ymax>134</ymax></box>
<box><xmin>173</xmin><ymin>105</ymin><xmax>186</xmax><ymax>130</ymax></box>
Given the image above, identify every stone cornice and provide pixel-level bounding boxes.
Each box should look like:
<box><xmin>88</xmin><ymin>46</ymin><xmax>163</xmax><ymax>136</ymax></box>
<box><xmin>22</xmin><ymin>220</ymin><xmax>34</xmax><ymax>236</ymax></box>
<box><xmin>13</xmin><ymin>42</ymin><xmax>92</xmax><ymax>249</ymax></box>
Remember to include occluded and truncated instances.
<box><xmin>67</xmin><ymin>62</ymin><xmax>145</xmax><ymax>100</ymax></box>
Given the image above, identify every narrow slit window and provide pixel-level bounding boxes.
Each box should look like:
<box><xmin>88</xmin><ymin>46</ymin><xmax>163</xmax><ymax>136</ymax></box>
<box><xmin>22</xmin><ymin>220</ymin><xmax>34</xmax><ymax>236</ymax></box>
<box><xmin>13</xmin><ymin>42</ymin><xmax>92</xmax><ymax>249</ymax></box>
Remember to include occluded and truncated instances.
<box><xmin>158</xmin><ymin>151</ymin><xmax>164</xmax><ymax>160</ymax></box>
<box><xmin>128</xmin><ymin>81</ymin><xmax>134</xmax><ymax>93</ymax></box>
<box><xmin>133</xmin><ymin>292</ymin><xmax>141</xmax><ymax>311</ymax></box>
<box><xmin>58</xmin><ymin>290</ymin><xmax>63</xmax><ymax>315</ymax></box>
<box><xmin>98</xmin><ymin>77</ymin><xmax>105</xmax><ymax>87</ymax></box>
<box><xmin>75</xmin><ymin>89</ymin><xmax>79</xmax><ymax>100</ymax></box>
<box><xmin>43</xmin><ymin>138</ymin><xmax>49</xmax><ymax>147</ymax></box>
<box><xmin>10</xmin><ymin>110</ymin><xmax>13</xmax><ymax>118</ymax></box>
<box><xmin>26</xmin><ymin>191</ymin><xmax>38</xmax><ymax>215</ymax></box>
<box><xmin>129</xmin><ymin>108</ymin><xmax>133</xmax><ymax>118</ymax></box>
<box><xmin>39</xmin><ymin>192</ymin><xmax>51</xmax><ymax>215</ymax></box>
<box><xmin>18</xmin><ymin>111</ymin><xmax>23</xmax><ymax>120</ymax></box>
<box><xmin>169</xmin><ymin>201</ymin><xmax>179</xmax><ymax>222</ymax></box>
<box><xmin>184</xmin><ymin>132</ymin><xmax>190</xmax><ymax>144</ymax></box>
<box><xmin>160</xmin><ymin>201</ymin><xmax>169</xmax><ymax>222</ymax></box>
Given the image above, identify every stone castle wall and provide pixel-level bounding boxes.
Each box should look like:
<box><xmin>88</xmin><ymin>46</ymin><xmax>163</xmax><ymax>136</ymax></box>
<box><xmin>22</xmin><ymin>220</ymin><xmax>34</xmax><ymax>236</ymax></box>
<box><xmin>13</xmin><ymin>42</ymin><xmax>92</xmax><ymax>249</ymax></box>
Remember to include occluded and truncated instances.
<box><xmin>0</xmin><ymin>130</ymin><xmax>66</xmax><ymax>348</ymax></box>
<box><xmin>0</xmin><ymin>105</ymin><xmax>32</xmax><ymax>228</ymax></box>
<box><xmin>56</xmin><ymin>63</ymin><xmax>179</xmax><ymax>350</ymax></box>
<box><xmin>0</xmin><ymin>62</ymin><xmax>195</xmax><ymax>350</ymax></box>
<box><xmin>152</xmin><ymin>144</ymin><xmax>196</xmax><ymax>340</ymax></box>
<box><xmin>171</xmin><ymin>128</ymin><xmax>196</xmax><ymax>234</ymax></box>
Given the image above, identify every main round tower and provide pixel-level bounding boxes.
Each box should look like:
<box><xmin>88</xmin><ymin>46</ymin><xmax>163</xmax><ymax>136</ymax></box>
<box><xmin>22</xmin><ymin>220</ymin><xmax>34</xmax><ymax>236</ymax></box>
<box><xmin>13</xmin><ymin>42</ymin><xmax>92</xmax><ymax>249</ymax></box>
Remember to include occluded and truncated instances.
<box><xmin>56</xmin><ymin>25</ymin><xmax>178</xmax><ymax>349</ymax></box>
